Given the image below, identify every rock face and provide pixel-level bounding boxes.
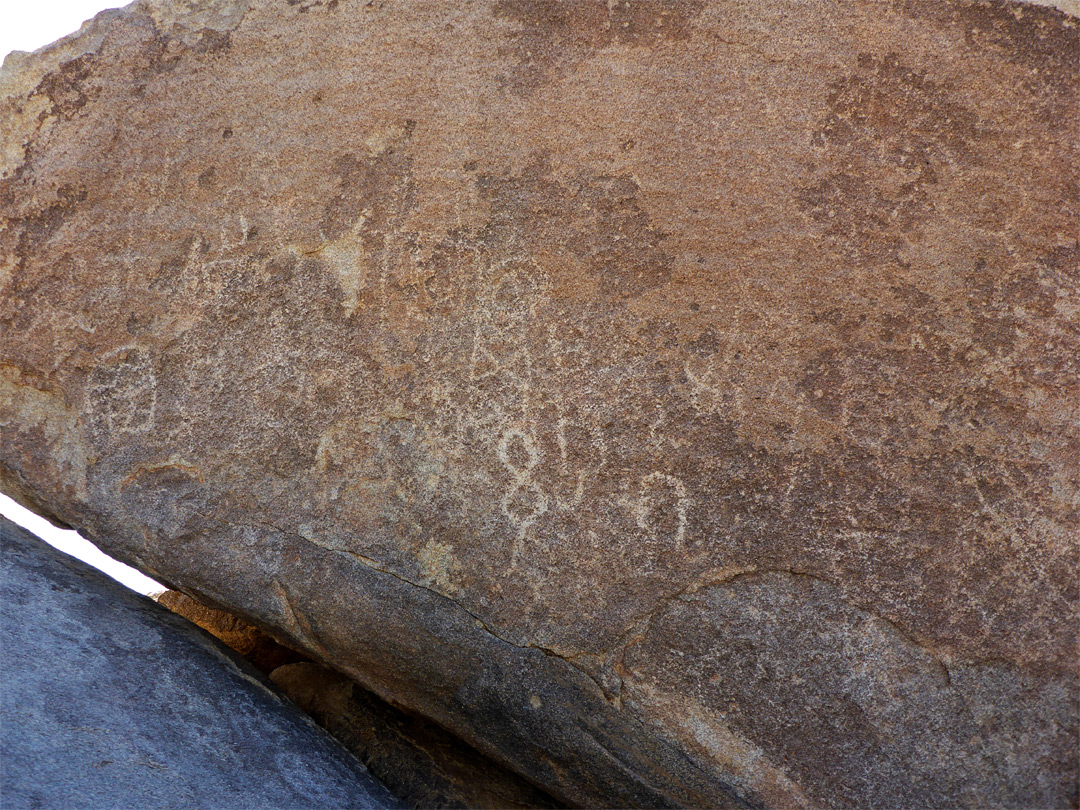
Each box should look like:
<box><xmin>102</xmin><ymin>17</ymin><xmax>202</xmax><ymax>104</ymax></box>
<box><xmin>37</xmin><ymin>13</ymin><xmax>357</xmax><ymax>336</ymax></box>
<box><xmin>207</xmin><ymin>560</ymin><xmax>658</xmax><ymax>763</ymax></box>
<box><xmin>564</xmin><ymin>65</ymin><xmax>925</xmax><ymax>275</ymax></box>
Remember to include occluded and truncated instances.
<box><xmin>1</xmin><ymin>0</ymin><xmax>1077</xmax><ymax>806</ymax></box>
<box><xmin>0</xmin><ymin>517</ymin><xmax>400</xmax><ymax>810</ymax></box>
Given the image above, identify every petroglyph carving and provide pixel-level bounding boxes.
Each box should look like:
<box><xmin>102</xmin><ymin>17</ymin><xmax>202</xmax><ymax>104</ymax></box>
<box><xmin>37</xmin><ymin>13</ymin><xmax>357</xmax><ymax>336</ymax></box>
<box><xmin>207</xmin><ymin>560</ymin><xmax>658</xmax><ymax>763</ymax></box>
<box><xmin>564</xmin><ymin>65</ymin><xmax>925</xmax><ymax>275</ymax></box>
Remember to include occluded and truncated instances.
<box><xmin>636</xmin><ymin>472</ymin><xmax>689</xmax><ymax>550</ymax></box>
<box><xmin>614</xmin><ymin>471</ymin><xmax>692</xmax><ymax>571</ymax></box>
<box><xmin>498</xmin><ymin>428</ymin><xmax>549</xmax><ymax>549</ymax></box>
<box><xmin>683</xmin><ymin>358</ymin><xmax>723</xmax><ymax>410</ymax></box>
<box><xmin>468</xmin><ymin>258</ymin><xmax>550</xmax><ymax>384</ymax></box>
<box><xmin>87</xmin><ymin>346</ymin><xmax>157</xmax><ymax>438</ymax></box>
<box><xmin>4</xmin><ymin>1</ymin><xmax>1077</xmax><ymax>806</ymax></box>
<box><xmin>550</xmin><ymin>409</ymin><xmax>607</xmax><ymax>510</ymax></box>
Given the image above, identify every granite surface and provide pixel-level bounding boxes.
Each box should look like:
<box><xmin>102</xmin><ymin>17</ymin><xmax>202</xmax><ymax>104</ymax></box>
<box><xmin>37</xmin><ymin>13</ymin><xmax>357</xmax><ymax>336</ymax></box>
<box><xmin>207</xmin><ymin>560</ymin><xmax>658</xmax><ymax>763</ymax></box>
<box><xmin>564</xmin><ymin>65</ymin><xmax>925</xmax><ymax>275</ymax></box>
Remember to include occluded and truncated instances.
<box><xmin>2</xmin><ymin>1</ymin><xmax>1077</xmax><ymax>806</ymax></box>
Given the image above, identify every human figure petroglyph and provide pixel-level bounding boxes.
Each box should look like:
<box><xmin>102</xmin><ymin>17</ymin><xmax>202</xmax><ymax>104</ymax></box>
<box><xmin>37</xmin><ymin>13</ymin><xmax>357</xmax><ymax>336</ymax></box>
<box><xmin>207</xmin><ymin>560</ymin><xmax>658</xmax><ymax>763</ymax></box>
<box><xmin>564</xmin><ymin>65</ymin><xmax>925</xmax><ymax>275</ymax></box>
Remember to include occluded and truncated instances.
<box><xmin>468</xmin><ymin>259</ymin><xmax>550</xmax><ymax>378</ymax></box>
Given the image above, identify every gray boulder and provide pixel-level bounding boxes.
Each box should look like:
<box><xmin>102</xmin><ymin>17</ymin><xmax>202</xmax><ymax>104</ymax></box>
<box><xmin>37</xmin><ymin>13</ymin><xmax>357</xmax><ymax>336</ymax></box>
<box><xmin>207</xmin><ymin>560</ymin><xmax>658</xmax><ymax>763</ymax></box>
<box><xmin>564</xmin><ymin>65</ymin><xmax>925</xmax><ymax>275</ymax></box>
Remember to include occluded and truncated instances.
<box><xmin>0</xmin><ymin>516</ymin><xmax>401</xmax><ymax>810</ymax></box>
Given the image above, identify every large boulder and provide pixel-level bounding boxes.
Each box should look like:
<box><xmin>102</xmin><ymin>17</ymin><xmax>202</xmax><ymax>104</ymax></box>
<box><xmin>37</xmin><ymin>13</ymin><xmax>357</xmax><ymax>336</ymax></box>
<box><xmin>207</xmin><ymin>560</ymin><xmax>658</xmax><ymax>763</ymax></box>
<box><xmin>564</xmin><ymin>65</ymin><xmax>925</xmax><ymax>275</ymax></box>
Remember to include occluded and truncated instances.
<box><xmin>1</xmin><ymin>0</ymin><xmax>1076</xmax><ymax>806</ymax></box>
<box><xmin>0</xmin><ymin>517</ymin><xmax>400</xmax><ymax>809</ymax></box>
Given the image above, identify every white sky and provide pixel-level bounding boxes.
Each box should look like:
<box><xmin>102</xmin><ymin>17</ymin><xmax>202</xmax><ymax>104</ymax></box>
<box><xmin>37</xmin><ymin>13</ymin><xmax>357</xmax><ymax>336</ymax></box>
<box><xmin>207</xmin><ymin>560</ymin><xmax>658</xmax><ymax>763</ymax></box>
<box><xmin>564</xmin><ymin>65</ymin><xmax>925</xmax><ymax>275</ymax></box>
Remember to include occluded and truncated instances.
<box><xmin>1</xmin><ymin>0</ymin><xmax>124</xmax><ymax>64</ymax></box>
<box><xmin>1</xmin><ymin>493</ymin><xmax>164</xmax><ymax>594</ymax></box>
<box><xmin>1</xmin><ymin>2</ymin><xmax>164</xmax><ymax>596</ymax></box>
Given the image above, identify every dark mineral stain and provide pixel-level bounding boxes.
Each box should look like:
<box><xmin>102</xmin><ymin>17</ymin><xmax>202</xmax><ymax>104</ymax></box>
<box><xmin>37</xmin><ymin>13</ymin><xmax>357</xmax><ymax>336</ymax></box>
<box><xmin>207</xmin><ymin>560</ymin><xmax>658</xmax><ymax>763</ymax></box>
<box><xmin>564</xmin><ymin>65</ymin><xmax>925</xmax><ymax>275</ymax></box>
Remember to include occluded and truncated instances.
<box><xmin>1038</xmin><ymin>242</ymin><xmax>1080</xmax><ymax>281</ymax></box>
<box><xmin>687</xmin><ymin>328</ymin><xmax>720</xmax><ymax>357</ymax></box>
<box><xmin>798</xmin><ymin>52</ymin><xmax>984</xmax><ymax>260</ymax></box>
<box><xmin>476</xmin><ymin>159</ymin><xmax>671</xmax><ymax>299</ymax></box>
<box><xmin>124</xmin><ymin>312</ymin><xmax>156</xmax><ymax>337</ymax></box>
<box><xmin>896</xmin><ymin>0</ymin><xmax>1080</xmax><ymax>92</ymax></box>
<box><xmin>286</xmin><ymin>0</ymin><xmax>341</xmax><ymax>12</ymax></box>
<box><xmin>495</xmin><ymin>0</ymin><xmax>705</xmax><ymax>92</ymax></box>
<box><xmin>609</xmin><ymin>0</ymin><xmax>704</xmax><ymax>44</ymax></box>
<box><xmin>137</xmin><ymin>33</ymin><xmax>183</xmax><ymax>77</ymax></box>
<box><xmin>127</xmin><ymin>27</ymin><xmax>230</xmax><ymax>98</ymax></box>
<box><xmin>321</xmin><ymin>123</ymin><xmax>416</xmax><ymax>242</ymax></box>
<box><xmin>813</xmin><ymin>52</ymin><xmax>982</xmax><ymax>163</ymax></box>
<box><xmin>190</xmin><ymin>28</ymin><xmax>232</xmax><ymax>55</ymax></box>
<box><xmin>32</xmin><ymin>55</ymin><xmax>98</xmax><ymax>120</ymax></box>
<box><xmin>796</xmin><ymin>171</ymin><xmax>930</xmax><ymax>262</ymax></box>
<box><xmin>2</xmin><ymin>184</ymin><xmax>88</xmax><ymax>280</ymax></box>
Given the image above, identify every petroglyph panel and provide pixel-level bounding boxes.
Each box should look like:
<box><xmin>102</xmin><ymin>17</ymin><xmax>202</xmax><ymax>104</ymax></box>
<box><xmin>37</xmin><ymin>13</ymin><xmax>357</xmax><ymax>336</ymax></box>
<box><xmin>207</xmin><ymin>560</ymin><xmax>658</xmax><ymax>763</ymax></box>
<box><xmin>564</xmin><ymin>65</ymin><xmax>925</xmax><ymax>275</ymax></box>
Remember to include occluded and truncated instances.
<box><xmin>2</xmin><ymin>0</ymin><xmax>1077</xmax><ymax>806</ymax></box>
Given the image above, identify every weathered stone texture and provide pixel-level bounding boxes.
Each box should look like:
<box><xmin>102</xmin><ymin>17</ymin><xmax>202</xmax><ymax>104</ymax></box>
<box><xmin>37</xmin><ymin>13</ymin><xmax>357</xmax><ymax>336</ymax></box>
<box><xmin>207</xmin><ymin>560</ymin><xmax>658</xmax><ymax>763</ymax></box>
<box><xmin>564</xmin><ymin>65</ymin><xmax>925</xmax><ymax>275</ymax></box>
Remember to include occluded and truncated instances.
<box><xmin>2</xmin><ymin>0</ymin><xmax>1077</xmax><ymax>807</ymax></box>
<box><xmin>156</xmin><ymin>588</ymin><xmax>561</xmax><ymax>808</ymax></box>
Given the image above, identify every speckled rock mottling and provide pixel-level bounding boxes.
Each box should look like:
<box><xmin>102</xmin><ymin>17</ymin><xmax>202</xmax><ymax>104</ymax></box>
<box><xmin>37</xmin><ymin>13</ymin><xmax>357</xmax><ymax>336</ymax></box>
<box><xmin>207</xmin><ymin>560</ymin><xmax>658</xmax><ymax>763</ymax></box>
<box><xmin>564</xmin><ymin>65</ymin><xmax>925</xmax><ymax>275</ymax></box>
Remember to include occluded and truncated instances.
<box><xmin>2</xmin><ymin>1</ymin><xmax>1077</xmax><ymax>807</ymax></box>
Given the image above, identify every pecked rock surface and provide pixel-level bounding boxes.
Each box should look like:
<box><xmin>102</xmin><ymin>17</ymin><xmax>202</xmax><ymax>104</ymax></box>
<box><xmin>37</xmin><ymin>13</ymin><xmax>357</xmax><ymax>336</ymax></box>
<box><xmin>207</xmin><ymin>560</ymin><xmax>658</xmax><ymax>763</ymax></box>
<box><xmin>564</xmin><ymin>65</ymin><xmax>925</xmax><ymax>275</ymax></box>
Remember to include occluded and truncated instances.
<box><xmin>0</xmin><ymin>517</ymin><xmax>400</xmax><ymax>810</ymax></box>
<box><xmin>1</xmin><ymin>0</ymin><xmax>1077</xmax><ymax>806</ymax></box>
